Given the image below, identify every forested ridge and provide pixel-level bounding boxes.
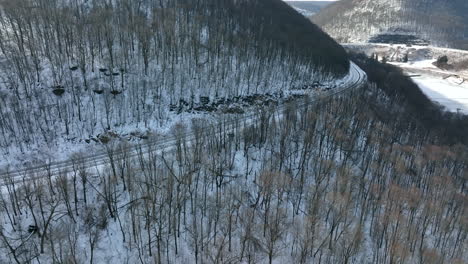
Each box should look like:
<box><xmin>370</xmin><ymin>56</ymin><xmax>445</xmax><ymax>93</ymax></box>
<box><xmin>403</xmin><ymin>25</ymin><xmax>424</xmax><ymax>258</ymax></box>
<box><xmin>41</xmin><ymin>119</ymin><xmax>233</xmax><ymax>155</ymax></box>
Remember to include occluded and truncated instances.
<box><xmin>0</xmin><ymin>0</ymin><xmax>348</xmax><ymax>158</ymax></box>
<box><xmin>313</xmin><ymin>0</ymin><xmax>468</xmax><ymax>50</ymax></box>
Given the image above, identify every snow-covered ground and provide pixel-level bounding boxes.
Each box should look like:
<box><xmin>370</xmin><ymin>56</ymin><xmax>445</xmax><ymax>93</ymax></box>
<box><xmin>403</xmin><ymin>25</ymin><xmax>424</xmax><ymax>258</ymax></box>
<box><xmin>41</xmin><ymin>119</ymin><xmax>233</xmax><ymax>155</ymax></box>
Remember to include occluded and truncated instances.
<box><xmin>412</xmin><ymin>76</ymin><xmax>468</xmax><ymax>114</ymax></box>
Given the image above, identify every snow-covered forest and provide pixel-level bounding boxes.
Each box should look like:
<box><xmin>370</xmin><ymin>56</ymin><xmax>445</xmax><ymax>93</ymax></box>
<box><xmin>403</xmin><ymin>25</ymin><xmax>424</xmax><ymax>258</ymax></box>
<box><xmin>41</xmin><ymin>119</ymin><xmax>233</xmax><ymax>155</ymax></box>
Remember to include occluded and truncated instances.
<box><xmin>0</xmin><ymin>0</ymin><xmax>348</xmax><ymax>158</ymax></box>
<box><xmin>1</xmin><ymin>0</ymin><xmax>466</xmax><ymax>264</ymax></box>
<box><xmin>0</xmin><ymin>79</ymin><xmax>466</xmax><ymax>263</ymax></box>
<box><xmin>313</xmin><ymin>0</ymin><xmax>468</xmax><ymax>50</ymax></box>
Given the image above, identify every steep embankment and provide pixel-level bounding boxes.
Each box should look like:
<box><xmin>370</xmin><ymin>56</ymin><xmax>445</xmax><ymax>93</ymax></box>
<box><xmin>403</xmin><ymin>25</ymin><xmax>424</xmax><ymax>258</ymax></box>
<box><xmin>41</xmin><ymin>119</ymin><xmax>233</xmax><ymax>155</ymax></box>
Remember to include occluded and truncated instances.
<box><xmin>313</xmin><ymin>0</ymin><xmax>468</xmax><ymax>49</ymax></box>
<box><xmin>0</xmin><ymin>0</ymin><xmax>348</xmax><ymax>160</ymax></box>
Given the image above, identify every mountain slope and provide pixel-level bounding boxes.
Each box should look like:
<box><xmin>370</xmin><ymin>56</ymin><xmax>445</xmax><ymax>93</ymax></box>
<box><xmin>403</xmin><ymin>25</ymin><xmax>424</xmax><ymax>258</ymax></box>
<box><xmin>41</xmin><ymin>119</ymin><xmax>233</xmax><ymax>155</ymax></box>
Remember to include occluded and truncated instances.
<box><xmin>0</xmin><ymin>0</ymin><xmax>349</xmax><ymax>162</ymax></box>
<box><xmin>312</xmin><ymin>0</ymin><xmax>468</xmax><ymax>49</ymax></box>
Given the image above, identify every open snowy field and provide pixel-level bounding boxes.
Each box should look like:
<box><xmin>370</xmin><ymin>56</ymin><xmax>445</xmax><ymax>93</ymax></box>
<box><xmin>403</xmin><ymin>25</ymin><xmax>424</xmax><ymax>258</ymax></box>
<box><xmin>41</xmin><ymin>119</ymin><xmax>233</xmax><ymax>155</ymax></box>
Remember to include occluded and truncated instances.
<box><xmin>412</xmin><ymin>76</ymin><xmax>468</xmax><ymax>114</ymax></box>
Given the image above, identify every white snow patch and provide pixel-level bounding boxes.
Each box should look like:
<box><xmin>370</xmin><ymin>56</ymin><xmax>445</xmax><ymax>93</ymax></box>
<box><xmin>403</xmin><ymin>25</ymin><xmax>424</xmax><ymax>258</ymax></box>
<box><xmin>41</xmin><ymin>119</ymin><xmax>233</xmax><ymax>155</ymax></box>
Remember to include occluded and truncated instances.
<box><xmin>391</xmin><ymin>59</ymin><xmax>437</xmax><ymax>70</ymax></box>
<box><xmin>412</xmin><ymin>76</ymin><xmax>468</xmax><ymax>114</ymax></box>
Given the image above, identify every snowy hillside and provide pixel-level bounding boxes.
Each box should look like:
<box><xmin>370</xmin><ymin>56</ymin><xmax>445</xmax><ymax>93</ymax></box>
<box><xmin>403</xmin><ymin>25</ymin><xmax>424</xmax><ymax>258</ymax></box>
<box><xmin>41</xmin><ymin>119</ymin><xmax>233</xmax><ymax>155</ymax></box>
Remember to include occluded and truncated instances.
<box><xmin>313</xmin><ymin>0</ymin><xmax>468</xmax><ymax>50</ymax></box>
<box><xmin>0</xmin><ymin>0</ymin><xmax>349</xmax><ymax>167</ymax></box>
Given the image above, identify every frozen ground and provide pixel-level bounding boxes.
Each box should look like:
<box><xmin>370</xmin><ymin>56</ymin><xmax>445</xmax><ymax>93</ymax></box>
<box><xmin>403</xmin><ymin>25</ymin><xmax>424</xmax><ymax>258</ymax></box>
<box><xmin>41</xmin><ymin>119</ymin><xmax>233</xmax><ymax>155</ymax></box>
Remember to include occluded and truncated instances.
<box><xmin>412</xmin><ymin>76</ymin><xmax>468</xmax><ymax>114</ymax></box>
